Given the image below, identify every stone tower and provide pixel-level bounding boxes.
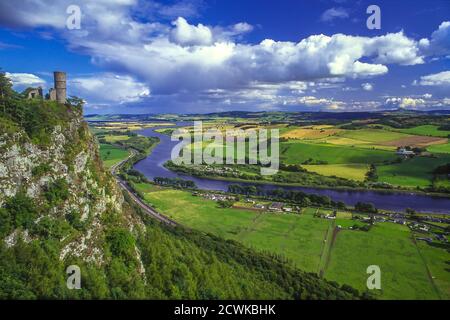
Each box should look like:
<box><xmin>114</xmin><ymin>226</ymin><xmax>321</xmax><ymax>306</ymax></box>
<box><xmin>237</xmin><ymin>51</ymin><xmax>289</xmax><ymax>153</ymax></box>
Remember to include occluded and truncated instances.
<box><xmin>54</xmin><ymin>71</ymin><xmax>67</xmax><ymax>104</ymax></box>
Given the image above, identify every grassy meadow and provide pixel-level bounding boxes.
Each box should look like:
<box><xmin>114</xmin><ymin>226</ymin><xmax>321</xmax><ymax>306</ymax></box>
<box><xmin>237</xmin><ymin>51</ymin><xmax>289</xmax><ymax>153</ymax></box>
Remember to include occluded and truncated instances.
<box><xmin>134</xmin><ymin>184</ymin><xmax>450</xmax><ymax>299</ymax></box>
<box><xmin>377</xmin><ymin>155</ymin><xmax>450</xmax><ymax>188</ymax></box>
<box><xmin>276</xmin><ymin>124</ymin><xmax>450</xmax><ymax>185</ymax></box>
<box><xmin>302</xmin><ymin>164</ymin><xmax>369</xmax><ymax>181</ymax></box>
<box><xmin>428</xmin><ymin>143</ymin><xmax>450</xmax><ymax>154</ymax></box>
<box><xmin>280</xmin><ymin>141</ymin><xmax>397</xmax><ymax>165</ymax></box>
<box><xmin>325</xmin><ymin>222</ymin><xmax>445</xmax><ymax>300</ymax></box>
<box><xmin>393</xmin><ymin>125</ymin><xmax>450</xmax><ymax>138</ymax></box>
<box><xmin>99</xmin><ymin>143</ymin><xmax>130</xmax><ymax>168</ymax></box>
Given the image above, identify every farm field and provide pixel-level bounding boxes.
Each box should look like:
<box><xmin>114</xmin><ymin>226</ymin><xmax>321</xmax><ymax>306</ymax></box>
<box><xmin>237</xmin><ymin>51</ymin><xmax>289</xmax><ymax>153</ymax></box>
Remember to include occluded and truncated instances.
<box><xmin>99</xmin><ymin>143</ymin><xmax>130</xmax><ymax>168</ymax></box>
<box><xmin>93</xmin><ymin>121</ymin><xmax>173</xmax><ymax>131</ymax></box>
<box><xmin>169</xmin><ymin>122</ymin><xmax>450</xmax><ymax>190</ymax></box>
<box><xmin>302</xmin><ymin>164</ymin><xmax>368</xmax><ymax>181</ymax></box>
<box><xmin>337</xmin><ymin>128</ymin><xmax>411</xmax><ymax>144</ymax></box>
<box><xmin>283</xmin><ymin>125</ymin><xmax>449</xmax><ymax>150</ymax></box>
<box><xmin>104</xmin><ymin>134</ymin><xmax>130</xmax><ymax>143</ymax></box>
<box><xmin>392</xmin><ymin>125</ymin><xmax>450</xmax><ymax>138</ymax></box>
<box><xmin>416</xmin><ymin>241</ymin><xmax>450</xmax><ymax>300</ymax></box>
<box><xmin>137</xmin><ymin>186</ymin><xmax>332</xmax><ymax>272</ymax></box>
<box><xmin>428</xmin><ymin>143</ymin><xmax>450</xmax><ymax>154</ymax></box>
<box><xmin>316</xmin><ymin>136</ymin><xmax>395</xmax><ymax>150</ymax></box>
<box><xmin>280</xmin><ymin>141</ymin><xmax>397</xmax><ymax>165</ymax></box>
<box><xmin>377</xmin><ymin>155</ymin><xmax>450</xmax><ymax>188</ymax></box>
<box><xmin>135</xmin><ymin>185</ymin><xmax>450</xmax><ymax>299</ymax></box>
<box><xmin>281</xmin><ymin>126</ymin><xmax>342</xmax><ymax>140</ymax></box>
<box><xmin>324</xmin><ymin>223</ymin><xmax>445</xmax><ymax>300</ymax></box>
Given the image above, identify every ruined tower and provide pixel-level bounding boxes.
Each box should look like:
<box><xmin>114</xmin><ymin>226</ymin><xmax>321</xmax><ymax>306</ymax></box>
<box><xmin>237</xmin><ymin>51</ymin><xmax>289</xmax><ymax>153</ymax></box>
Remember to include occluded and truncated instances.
<box><xmin>54</xmin><ymin>71</ymin><xmax>67</xmax><ymax>104</ymax></box>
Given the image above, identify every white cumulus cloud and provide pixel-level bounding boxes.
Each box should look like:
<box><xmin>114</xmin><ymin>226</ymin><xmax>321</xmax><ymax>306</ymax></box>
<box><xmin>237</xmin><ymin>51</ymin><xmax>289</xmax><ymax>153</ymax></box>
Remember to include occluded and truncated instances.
<box><xmin>70</xmin><ymin>73</ymin><xmax>150</xmax><ymax>106</ymax></box>
<box><xmin>361</xmin><ymin>83</ymin><xmax>373</xmax><ymax>91</ymax></box>
<box><xmin>417</xmin><ymin>71</ymin><xmax>450</xmax><ymax>86</ymax></box>
<box><xmin>385</xmin><ymin>97</ymin><xmax>426</xmax><ymax>109</ymax></box>
<box><xmin>5</xmin><ymin>72</ymin><xmax>46</xmax><ymax>88</ymax></box>
<box><xmin>170</xmin><ymin>17</ymin><xmax>213</xmax><ymax>46</ymax></box>
<box><xmin>320</xmin><ymin>7</ymin><xmax>349</xmax><ymax>22</ymax></box>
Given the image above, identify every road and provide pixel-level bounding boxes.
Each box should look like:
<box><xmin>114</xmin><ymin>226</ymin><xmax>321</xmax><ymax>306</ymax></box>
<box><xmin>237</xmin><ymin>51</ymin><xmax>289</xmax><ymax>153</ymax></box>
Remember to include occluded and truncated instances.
<box><xmin>111</xmin><ymin>148</ymin><xmax>177</xmax><ymax>227</ymax></box>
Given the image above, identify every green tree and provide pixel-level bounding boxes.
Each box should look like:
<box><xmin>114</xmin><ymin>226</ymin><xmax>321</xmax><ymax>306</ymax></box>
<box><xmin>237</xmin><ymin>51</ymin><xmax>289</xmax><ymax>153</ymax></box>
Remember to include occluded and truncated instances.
<box><xmin>0</xmin><ymin>208</ymin><xmax>12</xmax><ymax>237</ymax></box>
<box><xmin>4</xmin><ymin>192</ymin><xmax>38</xmax><ymax>229</ymax></box>
<box><xmin>0</xmin><ymin>70</ymin><xmax>15</xmax><ymax>115</ymax></box>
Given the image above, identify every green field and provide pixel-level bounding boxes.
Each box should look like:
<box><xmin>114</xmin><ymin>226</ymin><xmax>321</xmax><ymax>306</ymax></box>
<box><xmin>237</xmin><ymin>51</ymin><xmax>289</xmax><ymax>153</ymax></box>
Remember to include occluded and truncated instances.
<box><xmin>172</xmin><ymin>124</ymin><xmax>448</xmax><ymax>189</ymax></box>
<box><xmin>104</xmin><ymin>134</ymin><xmax>130</xmax><ymax>143</ymax></box>
<box><xmin>317</xmin><ymin>136</ymin><xmax>395</xmax><ymax>151</ymax></box>
<box><xmin>99</xmin><ymin>144</ymin><xmax>130</xmax><ymax>168</ymax></box>
<box><xmin>428</xmin><ymin>143</ymin><xmax>450</xmax><ymax>154</ymax></box>
<box><xmin>325</xmin><ymin>223</ymin><xmax>445</xmax><ymax>300</ymax></box>
<box><xmin>138</xmin><ymin>187</ymin><xmax>330</xmax><ymax>272</ymax></box>
<box><xmin>416</xmin><ymin>241</ymin><xmax>450</xmax><ymax>299</ymax></box>
<box><xmin>281</xmin><ymin>141</ymin><xmax>397</xmax><ymax>165</ymax></box>
<box><xmin>136</xmin><ymin>185</ymin><xmax>450</xmax><ymax>299</ymax></box>
<box><xmin>378</xmin><ymin>156</ymin><xmax>450</xmax><ymax>188</ymax></box>
<box><xmin>302</xmin><ymin>164</ymin><xmax>368</xmax><ymax>181</ymax></box>
<box><xmin>394</xmin><ymin>125</ymin><xmax>450</xmax><ymax>138</ymax></box>
<box><xmin>337</xmin><ymin>128</ymin><xmax>411</xmax><ymax>143</ymax></box>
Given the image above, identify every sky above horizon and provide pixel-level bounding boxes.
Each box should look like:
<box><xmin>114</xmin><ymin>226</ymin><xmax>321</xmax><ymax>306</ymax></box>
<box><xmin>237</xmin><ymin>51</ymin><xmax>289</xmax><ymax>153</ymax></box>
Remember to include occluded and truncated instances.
<box><xmin>0</xmin><ymin>0</ymin><xmax>449</xmax><ymax>115</ymax></box>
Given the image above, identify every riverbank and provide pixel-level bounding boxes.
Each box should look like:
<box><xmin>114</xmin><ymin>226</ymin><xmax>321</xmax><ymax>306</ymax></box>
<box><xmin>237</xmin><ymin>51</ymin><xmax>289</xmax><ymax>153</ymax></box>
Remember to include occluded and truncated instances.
<box><xmin>164</xmin><ymin>162</ymin><xmax>450</xmax><ymax>199</ymax></box>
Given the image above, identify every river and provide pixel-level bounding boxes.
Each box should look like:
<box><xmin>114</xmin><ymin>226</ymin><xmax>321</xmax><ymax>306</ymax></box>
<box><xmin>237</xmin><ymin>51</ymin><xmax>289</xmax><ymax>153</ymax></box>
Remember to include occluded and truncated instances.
<box><xmin>134</xmin><ymin>123</ymin><xmax>450</xmax><ymax>214</ymax></box>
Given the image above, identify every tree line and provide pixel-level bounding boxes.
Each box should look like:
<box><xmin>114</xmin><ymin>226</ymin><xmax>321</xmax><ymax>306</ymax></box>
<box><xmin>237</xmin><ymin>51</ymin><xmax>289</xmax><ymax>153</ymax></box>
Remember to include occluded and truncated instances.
<box><xmin>153</xmin><ymin>177</ymin><xmax>197</xmax><ymax>189</ymax></box>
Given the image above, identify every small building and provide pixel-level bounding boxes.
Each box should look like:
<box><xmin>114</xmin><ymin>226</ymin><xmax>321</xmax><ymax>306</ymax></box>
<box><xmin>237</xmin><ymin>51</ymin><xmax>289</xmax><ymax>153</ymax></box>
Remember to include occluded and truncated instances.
<box><xmin>24</xmin><ymin>87</ymin><xmax>43</xmax><ymax>99</ymax></box>
<box><xmin>269</xmin><ymin>202</ymin><xmax>284</xmax><ymax>211</ymax></box>
<box><xmin>396</xmin><ymin>148</ymin><xmax>415</xmax><ymax>156</ymax></box>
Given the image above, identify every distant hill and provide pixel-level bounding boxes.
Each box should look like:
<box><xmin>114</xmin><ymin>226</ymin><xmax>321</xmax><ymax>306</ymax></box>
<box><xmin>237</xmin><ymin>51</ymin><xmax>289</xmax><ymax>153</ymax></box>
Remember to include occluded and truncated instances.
<box><xmin>84</xmin><ymin>109</ymin><xmax>450</xmax><ymax>124</ymax></box>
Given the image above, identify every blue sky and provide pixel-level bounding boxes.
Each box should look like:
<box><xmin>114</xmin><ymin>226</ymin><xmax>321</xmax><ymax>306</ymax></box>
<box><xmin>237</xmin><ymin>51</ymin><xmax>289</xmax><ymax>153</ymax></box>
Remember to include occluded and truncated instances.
<box><xmin>0</xmin><ymin>0</ymin><xmax>449</xmax><ymax>114</ymax></box>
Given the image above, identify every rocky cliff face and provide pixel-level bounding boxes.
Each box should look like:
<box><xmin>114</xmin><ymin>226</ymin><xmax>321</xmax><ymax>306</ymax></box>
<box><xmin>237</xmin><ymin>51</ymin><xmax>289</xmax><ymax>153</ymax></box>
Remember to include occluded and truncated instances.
<box><xmin>0</xmin><ymin>106</ymin><xmax>145</xmax><ymax>267</ymax></box>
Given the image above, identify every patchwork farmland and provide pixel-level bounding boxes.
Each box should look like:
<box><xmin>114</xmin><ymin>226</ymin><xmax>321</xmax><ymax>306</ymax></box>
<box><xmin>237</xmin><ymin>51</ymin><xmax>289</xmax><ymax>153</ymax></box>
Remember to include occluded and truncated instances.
<box><xmin>135</xmin><ymin>185</ymin><xmax>450</xmax><ymax>300</ymax></box>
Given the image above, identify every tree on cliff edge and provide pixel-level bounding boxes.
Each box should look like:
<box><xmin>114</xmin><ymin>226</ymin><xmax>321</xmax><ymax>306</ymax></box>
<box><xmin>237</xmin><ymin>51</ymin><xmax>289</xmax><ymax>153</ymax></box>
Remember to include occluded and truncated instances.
<box><xmin>0</xmin><ymin>70</ymin><xmax>15</xmax><ymax>115</ymax></box>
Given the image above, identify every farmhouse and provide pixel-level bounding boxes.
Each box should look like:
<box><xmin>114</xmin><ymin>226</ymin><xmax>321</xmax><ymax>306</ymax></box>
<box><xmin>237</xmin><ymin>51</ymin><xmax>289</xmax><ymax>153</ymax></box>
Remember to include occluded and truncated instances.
<box><xmin>396</xmin><ymin>148</ymin><xmax>415</xmax><ymax>156</ymax></box>
<box><xmin>269</xmin><ymin>202</ymin><xmax>284</xmax><ymax>211</ymax></box>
